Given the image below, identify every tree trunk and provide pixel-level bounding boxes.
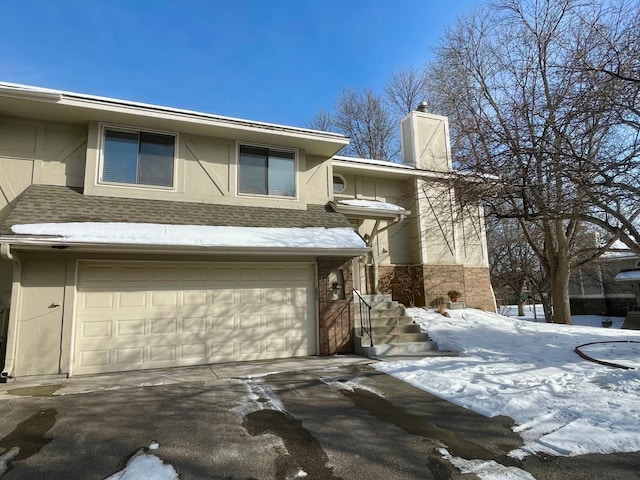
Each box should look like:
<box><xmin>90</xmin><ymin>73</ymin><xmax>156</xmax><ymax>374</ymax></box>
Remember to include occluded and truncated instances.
<box><xmin>516</xmin><ymin>281</ymin><xmax>525</xmax><ymax>316</ymax></box>
<box><xmin>550</xmin><ymin>266</ymin><xmax>572</xmax><ymax>324</ymax></box>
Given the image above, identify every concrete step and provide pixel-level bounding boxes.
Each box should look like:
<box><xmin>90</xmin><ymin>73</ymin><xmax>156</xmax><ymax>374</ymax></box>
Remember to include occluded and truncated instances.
<box><xmin>368</xmin><ymin>307</ymin><xmax>405</xmax><ymax>318</ymax></box>
<box><xmin>356</xmin><ymin>332</ymin><xmax>430</xmax><ymax>347</ymax></box>
<box><xmin>357</xmin><ymin>293</ymin><xmax>392</xmax><ymax>303</ymax></box>
<box><xmin>370</xmin><ymin>341</ymin><xmax>440</xmax><ymax>356</ymax></box>
<box><xmin>355</xmin><ymin>324</ymin><xmax>421</xmax><ymax>337</ymax></box>
<box><xmin>363</xmin><ymin>316</ymin><xmax>414</xmax><ymax>327</ymax></box>
<box><xmin>354</xmin><ymin>340</ymin><xmax>457</xmax><ymax>359</ymax></box>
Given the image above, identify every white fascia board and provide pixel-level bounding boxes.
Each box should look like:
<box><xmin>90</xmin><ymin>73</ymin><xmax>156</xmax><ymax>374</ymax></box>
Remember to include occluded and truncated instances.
<box><xmin>332</xmin><ymin>158</ymin><xmax>450</xmax><ymax>180</ymax></box>
<box><xmin>0</xmin><ymin>237</ymin><xmax>370</xmax><ymax>257</ymax></box>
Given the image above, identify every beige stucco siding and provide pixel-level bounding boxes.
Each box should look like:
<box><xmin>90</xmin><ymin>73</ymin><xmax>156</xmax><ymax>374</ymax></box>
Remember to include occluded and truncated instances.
<box><xmin>0</xmin><ymin>116</ymin><xmax>87</xmax><ymax>222</ymax></box>
<box><xmin>83</xmin><ymin>123</ymin><xmax>333</xmax><ymax>210</ymax></box>
<box><xmin>12</xmin><ymin>255</ymin><xmax>67</xmax><ymax>376</ymax></box>
<box><xmin>0</xmin><ymin>117</ymin><xmax>87</xmax><ymax>311</ymax></box>
<box><xmin>301</xmin><ymin>155</ymin><xmax>332</xmax><ymax>205</ymax></box>
<box><xmin>334</xmin><ymin>174</ymin><xmax>419</xmax><ymax>266</ymax></box>
<box><xmin>416</xmin><ymin>180</ymin><xmax>457</xmax><ymax>265</ymax></box>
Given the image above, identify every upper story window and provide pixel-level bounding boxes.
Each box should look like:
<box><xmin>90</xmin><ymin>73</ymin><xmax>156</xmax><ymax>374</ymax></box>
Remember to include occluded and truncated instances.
<box><xmin>102</xmin><ymin>128</ymin><xmax>175</xmax><ymax>188</ymax></box>
<box><xmin>333</xmin><ymin>174</ymin><xmax>346</xmax><ymax>193</ymax></box>
<box><xmin>238</xmin><ymin>145</ymin><xmax>296</xmax><ymax>197</ymax></box>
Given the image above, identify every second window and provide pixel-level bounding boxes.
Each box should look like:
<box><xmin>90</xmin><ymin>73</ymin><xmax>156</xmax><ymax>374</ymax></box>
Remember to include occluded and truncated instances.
<box><xmin>239</xmin><ymin>145</ymin><xmax>296</xmax><ymax>197</ymax></box>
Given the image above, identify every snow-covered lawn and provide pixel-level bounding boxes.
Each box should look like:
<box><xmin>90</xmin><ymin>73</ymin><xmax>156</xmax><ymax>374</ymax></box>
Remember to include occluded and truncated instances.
<box><xmin>374</xmin><ymin>307</ymin><xmax>640</xmax><ymax>459</ymax></box>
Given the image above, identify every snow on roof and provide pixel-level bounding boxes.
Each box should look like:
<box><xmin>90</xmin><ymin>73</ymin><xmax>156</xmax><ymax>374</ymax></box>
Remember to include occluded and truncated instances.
<box><xmin>10</xmin><ymin>223</ymin><xmax>367</xmax><ymax>250</ymax></box>
<box><xmin>336</xmin><ymin>199</ymin><xmax>406</xmax><ymax>212</ymax></box>
<box><xmin>614</xmin><ymin>270</ymin><xmax>640</xmax><ymax>282</ymax></box>
<box><xmin>333</xmin><ymin>155</ymin><xmax>416</xmax><ymax>169</ymax></box>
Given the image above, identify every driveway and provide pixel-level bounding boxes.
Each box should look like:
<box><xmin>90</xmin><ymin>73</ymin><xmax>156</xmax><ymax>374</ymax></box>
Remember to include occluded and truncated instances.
<box><xmin>0</xmin><ymin>356</ymin><xmax>638</xmax><ymax>480</ymax></box>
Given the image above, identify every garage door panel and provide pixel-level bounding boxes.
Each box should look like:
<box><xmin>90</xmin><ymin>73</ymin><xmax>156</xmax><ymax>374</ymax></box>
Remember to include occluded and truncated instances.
<box><xmin>150</xmin><ymin>318</ymin><xmax>178</xmax><ymax>335</ymax></box>
<box><xmin>74</xmin><ymin>261</ymin><xmax>316</xmax><ymax>375</ymax></box>
<box><xmin>80</xmin><ymin>320</ymin><xmax>112</xmax><ymax>339</ymax></box>
<box><xmin>116</xmin><ymin>319</ymin><xmax>145</xmax><ymax>337</ymax></box>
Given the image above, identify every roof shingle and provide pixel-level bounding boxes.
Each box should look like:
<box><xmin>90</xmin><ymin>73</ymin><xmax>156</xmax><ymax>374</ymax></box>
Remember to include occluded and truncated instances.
<box><xmin>0</xmin><ymin>185</ymin><xmax>352</xmax><ymax>235</ymax></box>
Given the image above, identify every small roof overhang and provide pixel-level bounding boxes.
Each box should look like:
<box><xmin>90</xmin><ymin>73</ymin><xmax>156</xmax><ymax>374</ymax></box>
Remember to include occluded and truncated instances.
<box><xmin>328</xmin><ymin>199</ymin><xmax>410</xmax><ymax>220</ymax></box>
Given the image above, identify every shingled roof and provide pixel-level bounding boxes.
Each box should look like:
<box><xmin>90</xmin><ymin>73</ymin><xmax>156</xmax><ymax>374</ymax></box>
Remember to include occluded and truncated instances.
<box><xmin>0</xmin><ymin>185</ymin><xmax>352</xmax><ymax>235</ymax></box>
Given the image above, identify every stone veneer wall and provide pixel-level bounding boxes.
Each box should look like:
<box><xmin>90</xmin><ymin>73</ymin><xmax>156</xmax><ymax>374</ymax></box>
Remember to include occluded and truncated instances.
<box><xmin>379</xmin><ymin>264</ymin><xmax>496</xmax><ymax>312</ymax></box>
<box><xmin>317</xmin><ymin>257</ymin><xmax>354</xmax><ymax>355</ymax></box>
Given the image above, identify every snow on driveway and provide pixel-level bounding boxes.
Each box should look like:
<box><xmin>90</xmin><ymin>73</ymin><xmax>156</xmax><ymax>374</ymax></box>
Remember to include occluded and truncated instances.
<box><xmin>374</xmin><ymin>308</ymin><xmax>640</xmax><ymax>459</ymax></box>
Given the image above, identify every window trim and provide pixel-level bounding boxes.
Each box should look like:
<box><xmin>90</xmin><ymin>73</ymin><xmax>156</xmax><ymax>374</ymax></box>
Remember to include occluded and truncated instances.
<box><xmin>236</xmin><ymin>142</ymin><xmax>298</xmax><ymax>199</ymax></box>
<box><xmin>97</xmin><ymin>123</ymin><xmax>179</xmax><ymax>191</ymax></box>
<box><xmin>333</xmin><ymin>174</ymin><xmax>346</xmax><ymax>193</ymax></box>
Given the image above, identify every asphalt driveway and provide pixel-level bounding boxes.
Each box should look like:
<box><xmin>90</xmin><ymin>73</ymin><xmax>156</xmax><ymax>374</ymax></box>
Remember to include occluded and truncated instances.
<box><xmin>0</xmin><ymin>356</ymin><xmax>638</xmax><ymax>480</ymax></box>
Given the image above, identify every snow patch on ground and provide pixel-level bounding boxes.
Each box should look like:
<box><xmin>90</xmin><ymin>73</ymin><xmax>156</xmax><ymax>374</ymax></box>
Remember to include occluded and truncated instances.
<box><xmin>439</xmin><ymin>448</ymin><xmax>536</xmax><ymax>480</ymax></box>
<box><xmin>375</xmin><ymin>307</ymin><xmax>640</xmax><ymax>458</ymax></box>
<box><xmin>104</xmin><ymin>448</ymin><xmax>178</xmax><ymax>480</ymax></box>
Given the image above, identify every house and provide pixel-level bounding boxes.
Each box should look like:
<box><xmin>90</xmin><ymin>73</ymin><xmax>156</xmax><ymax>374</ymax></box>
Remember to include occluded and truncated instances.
<box><xmin>570</xmin><ymin>248</ymin><xmax>639</xmax><ymax>317</ymax></box>
<box><xmin>0</xmin><ymin>83</ymin><xmax>495</xmax><ymax>379</ymax></box>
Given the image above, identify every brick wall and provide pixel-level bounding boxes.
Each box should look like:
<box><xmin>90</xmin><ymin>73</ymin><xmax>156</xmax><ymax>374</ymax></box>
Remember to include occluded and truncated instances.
<box><xmin>378</xmin><ymin>264</ymin><xmax>496</xmax><ymax>312</ymax></box>
<box><xmin>422</xmin><ymin>264</ymin><xmax>495</xmax><ymax>312</ymax></box>
<box><xmin>378</xmin><ymin>265</ymin><xmax>425</xmax><ymax>307</ymax></box>
<box><xmin>317</xmin><ymin>257</ymin><xmax>354</xmax><ymax>355</ymax></box>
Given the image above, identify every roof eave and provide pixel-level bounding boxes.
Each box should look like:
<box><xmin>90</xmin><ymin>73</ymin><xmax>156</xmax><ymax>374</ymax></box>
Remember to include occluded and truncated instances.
<box><xmin>0</xmin><ymin>237</ymin><xmax>370</xmax><ymax>257</ymax></box>
<box><xmin>0</xmin><ymin>82</ymin><xmax>350</xmax><ymax>158</ymax></box>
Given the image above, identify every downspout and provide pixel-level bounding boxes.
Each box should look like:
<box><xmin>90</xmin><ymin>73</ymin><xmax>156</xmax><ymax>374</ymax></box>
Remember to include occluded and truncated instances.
<box><xmin>0</xmin><ymin>244</ymin><xmax>21</xmax><ymax>382</ymax></box>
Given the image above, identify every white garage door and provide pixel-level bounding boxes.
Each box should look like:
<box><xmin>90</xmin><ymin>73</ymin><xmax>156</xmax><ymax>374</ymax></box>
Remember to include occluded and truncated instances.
<box><xmin>73</xmin><ymin>261</ymin><xmax>316</xmax><ymax>375</ymax></box>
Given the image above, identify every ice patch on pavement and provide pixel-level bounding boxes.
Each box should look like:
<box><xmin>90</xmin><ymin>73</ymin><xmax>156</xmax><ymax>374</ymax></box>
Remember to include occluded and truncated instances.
<box><xmin>319</xmin><ymin>376</ymin><xmax>385</xmax><ymax>397</ymax></box>
<box><xmin>231</xmin><ymin>377</ymin><xmax>286</xmax><ymax>417</ymax></box>
<box><xmin>0</xmin><ymin>447</ymin><xmax>20</xmax><ymax>476</ymax></box>
<box><xmin>148</xmin><ymin>441</ymin><xmax>160</xmax><ymax>450</ymax></box>
<box><xmin>104</xmin><ymin>448</ymin><xmax>178</xmax><ymax>480</ymax></box>
<box><xmin>439</xmin><ymin>448</ymin><xmax>536</xmax><ymax>480</ymax></box>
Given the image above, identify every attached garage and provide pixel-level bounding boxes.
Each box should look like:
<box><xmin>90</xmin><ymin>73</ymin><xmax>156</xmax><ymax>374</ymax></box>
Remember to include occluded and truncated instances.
<box><xmin>73</xmin><ymin>261</ymin><xmax>316</xmax><ymax>375</ymax></box>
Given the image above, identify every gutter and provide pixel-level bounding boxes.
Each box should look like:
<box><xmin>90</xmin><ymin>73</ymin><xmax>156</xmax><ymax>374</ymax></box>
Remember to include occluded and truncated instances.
<box><xmin>0</xmin><ymin>237</ymin><xmax>370</xmax><ymax>258</ymax></box>
<box><xmin>0</xmin><ymin>244</ymin><xmax>21</xmax><ymax>382</ymax></box>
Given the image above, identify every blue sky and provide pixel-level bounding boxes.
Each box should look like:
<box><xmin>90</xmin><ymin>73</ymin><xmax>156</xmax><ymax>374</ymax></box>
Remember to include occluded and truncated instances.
<box><xmin>1</xmin><ymin>0</ymin><xmax>477</xmax><ymax>127</ymax></box>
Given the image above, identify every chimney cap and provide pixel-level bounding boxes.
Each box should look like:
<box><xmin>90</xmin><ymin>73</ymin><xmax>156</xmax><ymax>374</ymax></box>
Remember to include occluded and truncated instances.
<box><xmin>416</xmin><ymin>101</ymin><xmax>428</xmax><ymax>113</ymax></box>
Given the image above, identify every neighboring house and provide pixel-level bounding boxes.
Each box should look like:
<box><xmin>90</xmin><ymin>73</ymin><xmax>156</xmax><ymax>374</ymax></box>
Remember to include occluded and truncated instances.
<box><xmin>0</xmin><ymin>82</ymin><xmax>494</xmax><ymax>379</ymax></box>
<box><xmin>570</xmin><ymin>249</ymin><xmax>640</xmax><ymax>316</ymax></box>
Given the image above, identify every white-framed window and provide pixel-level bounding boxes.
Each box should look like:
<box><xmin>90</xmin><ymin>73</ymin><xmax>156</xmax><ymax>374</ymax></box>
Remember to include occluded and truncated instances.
<box><xmin>238</xmin><ymin>144</ymin><xmax>296</xmax><ymax>197</ymax></box>
<box><xmin>100</xmin><ymin>126</ymin><xmax>176</xmax><ymax>188</ymax></box>
<box><xmin>333</xmin><ymin>174</ymin><xmax>346</xmax><ymax>193</ymax></box>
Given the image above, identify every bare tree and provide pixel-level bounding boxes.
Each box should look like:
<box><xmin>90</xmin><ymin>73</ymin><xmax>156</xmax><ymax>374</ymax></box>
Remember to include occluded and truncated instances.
<box><xmin>307</xmin><ymin>109</ymin><xmax>335</xmax><ymax>132</ymax></box>
<box><xmin>310</xmin><ymin>88</ymin><xmax>399</xmax><ymax>161</ymax></box>
<box><xmin>384</xmin><ymin>66</ymin><xmax>429</xmax><ymax>116</ymax></box>
<box><xmin>487</xmin><ymin>217</ymin><xmax>539</xmax><ymax>316</ymax></box>
<box><xmin>426</xmin><ymin>0</ymin><xmax>640</xmax><ymax>323</ymax></box>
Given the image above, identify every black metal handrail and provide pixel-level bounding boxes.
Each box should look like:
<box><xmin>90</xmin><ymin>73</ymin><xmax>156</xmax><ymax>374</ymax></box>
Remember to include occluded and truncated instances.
<box><xmin>353</xmin><ymin>289</ymin><xmax>373</xmax><ymax>347</ymax></box>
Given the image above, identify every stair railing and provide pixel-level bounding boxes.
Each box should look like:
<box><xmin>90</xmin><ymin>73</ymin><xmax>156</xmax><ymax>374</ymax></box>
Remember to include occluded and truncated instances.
<box><xmin>353</xmin><ymin>289</ymin><xmax>373</xmax><ymax>348</ymax></box>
